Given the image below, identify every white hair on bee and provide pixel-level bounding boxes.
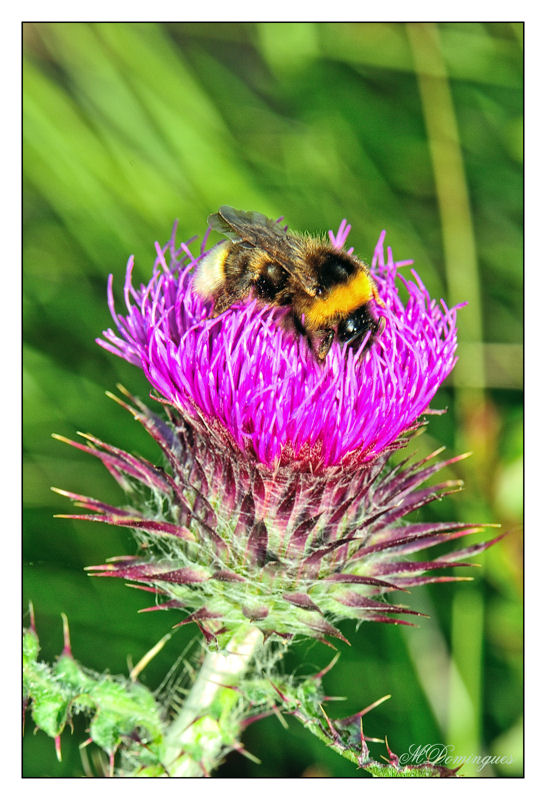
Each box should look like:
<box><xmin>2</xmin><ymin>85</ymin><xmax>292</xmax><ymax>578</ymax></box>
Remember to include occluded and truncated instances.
<box><xmin>192</xmin><ymin>240</ymin><xmax>230</xmax><ymax>297</ymax></box>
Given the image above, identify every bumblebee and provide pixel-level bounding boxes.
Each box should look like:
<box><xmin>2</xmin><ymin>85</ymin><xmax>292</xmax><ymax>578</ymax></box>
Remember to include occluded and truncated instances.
<box><xmin>193</xmin><ymin>206</ymin><xmax>385</xmax><ymax>361</ymax></box>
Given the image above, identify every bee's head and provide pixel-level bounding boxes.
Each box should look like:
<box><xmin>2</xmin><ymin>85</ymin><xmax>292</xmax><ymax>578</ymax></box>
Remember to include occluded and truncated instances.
<box><xmin>337</xmin><ymin>304</ymin><xmax>383</xmax><ymax>346</ymax></box>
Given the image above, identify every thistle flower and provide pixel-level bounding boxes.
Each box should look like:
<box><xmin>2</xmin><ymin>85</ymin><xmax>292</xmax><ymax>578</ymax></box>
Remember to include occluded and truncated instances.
<box><xmin>56</xmin><ymin>215</ymin><xmax>500</xmax><ymax>645</ymax></box>
<box><xmin>98</xmin><ymin>220</ymin><xmax>459</xmax><ymax>468</ymax></box>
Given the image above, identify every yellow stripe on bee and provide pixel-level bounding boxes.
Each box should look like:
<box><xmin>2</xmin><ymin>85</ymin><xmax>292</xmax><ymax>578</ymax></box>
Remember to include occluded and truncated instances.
<box><xmin>305</xmin><ymin>271</ymin><xmax>376</xmax><ymax>327</ymax></box>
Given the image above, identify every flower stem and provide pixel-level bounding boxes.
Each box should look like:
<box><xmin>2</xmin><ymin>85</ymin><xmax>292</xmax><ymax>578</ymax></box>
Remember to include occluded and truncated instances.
<box><xmin>160</xmin><ymin>625</ymin><xmax>264</xmax><ymax>777</ymax></box>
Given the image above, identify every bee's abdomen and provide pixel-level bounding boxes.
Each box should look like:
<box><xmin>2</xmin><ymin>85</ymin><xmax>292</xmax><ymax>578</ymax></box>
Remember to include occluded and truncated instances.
<box><xmin>254</xmin><ymin>260</ymin><xmax>289</xmax><ymax>301</ymax></box>
<box><xmin>193</xmin><ymin>241</ymin><xmax>230</xmax><ymax>297</ymax></box>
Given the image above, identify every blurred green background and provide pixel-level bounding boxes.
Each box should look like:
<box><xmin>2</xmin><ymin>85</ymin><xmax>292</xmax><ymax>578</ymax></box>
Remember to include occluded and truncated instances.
<box><xmin>23</xmin><ymin>22</ymin><xmax>522</xmax><ymax>777</ymax></box>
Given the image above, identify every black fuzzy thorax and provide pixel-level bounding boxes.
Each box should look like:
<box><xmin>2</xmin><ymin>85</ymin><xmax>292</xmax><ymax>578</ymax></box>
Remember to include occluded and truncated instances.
<box><xmin>303</xmin><ymin>245</ymin><xmax>360</xmax><ymax>291</ymax></box>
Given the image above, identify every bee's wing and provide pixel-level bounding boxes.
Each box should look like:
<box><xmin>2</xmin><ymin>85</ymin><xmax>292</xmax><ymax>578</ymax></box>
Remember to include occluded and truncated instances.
<box><xmin>207</xmin><ymin>206</ymin><xmax>319</xmax><ymax>296</ymax></box>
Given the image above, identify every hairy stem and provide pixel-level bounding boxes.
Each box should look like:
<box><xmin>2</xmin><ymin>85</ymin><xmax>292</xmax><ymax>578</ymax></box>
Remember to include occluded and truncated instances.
<box><xmin>158</xmin><ymin>625</ymin><xmax>264</xmax><ymax>777</ymax></box>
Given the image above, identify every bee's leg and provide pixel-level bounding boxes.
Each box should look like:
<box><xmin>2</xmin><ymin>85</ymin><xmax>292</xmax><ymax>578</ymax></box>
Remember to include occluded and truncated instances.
<box><xmin>317</xmin><ymin>329</ymin><xmax>335</xmax><ymax>360</ymax></box>
<box><xmin>371</xmin><ymin>281</ymin><xmax>386</xmax><ymax>308</ymax></box>
<box><xmin>292</xmin><ymin>311</ymin><xmax>306</xmax><ymax>336</ymax></box>
<box><xmin>211</xmin><ymin>282</ymin><xmax>252</xmax><ymax>317</ymax></box>
<box><xmin>311</xmin><ymin>328</ymin><xmax>335</xmax><ymax>361</ymax></box>
<box><xmin>211</xmin><ymin>290</ymin><xmax>238</xmax><ymax>317</ymax></box>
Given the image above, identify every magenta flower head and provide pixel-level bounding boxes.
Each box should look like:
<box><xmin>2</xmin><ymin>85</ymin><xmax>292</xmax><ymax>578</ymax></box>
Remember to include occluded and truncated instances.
<box><xmin>56</xmin><ymin>211</ymin><xmax>500</xmax><ymax>644</ymax></box>
<box><xmin>99</xmin><ymin>217</ymin><xmax>459</xmax><ymax>469</ymax></box>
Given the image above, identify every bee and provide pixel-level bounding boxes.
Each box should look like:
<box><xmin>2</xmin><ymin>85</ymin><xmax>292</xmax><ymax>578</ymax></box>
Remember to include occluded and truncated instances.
<box><xmin>193</xmin><ymin>206</ymin><xmax>385</xmax><ymax>361</ymax></box>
